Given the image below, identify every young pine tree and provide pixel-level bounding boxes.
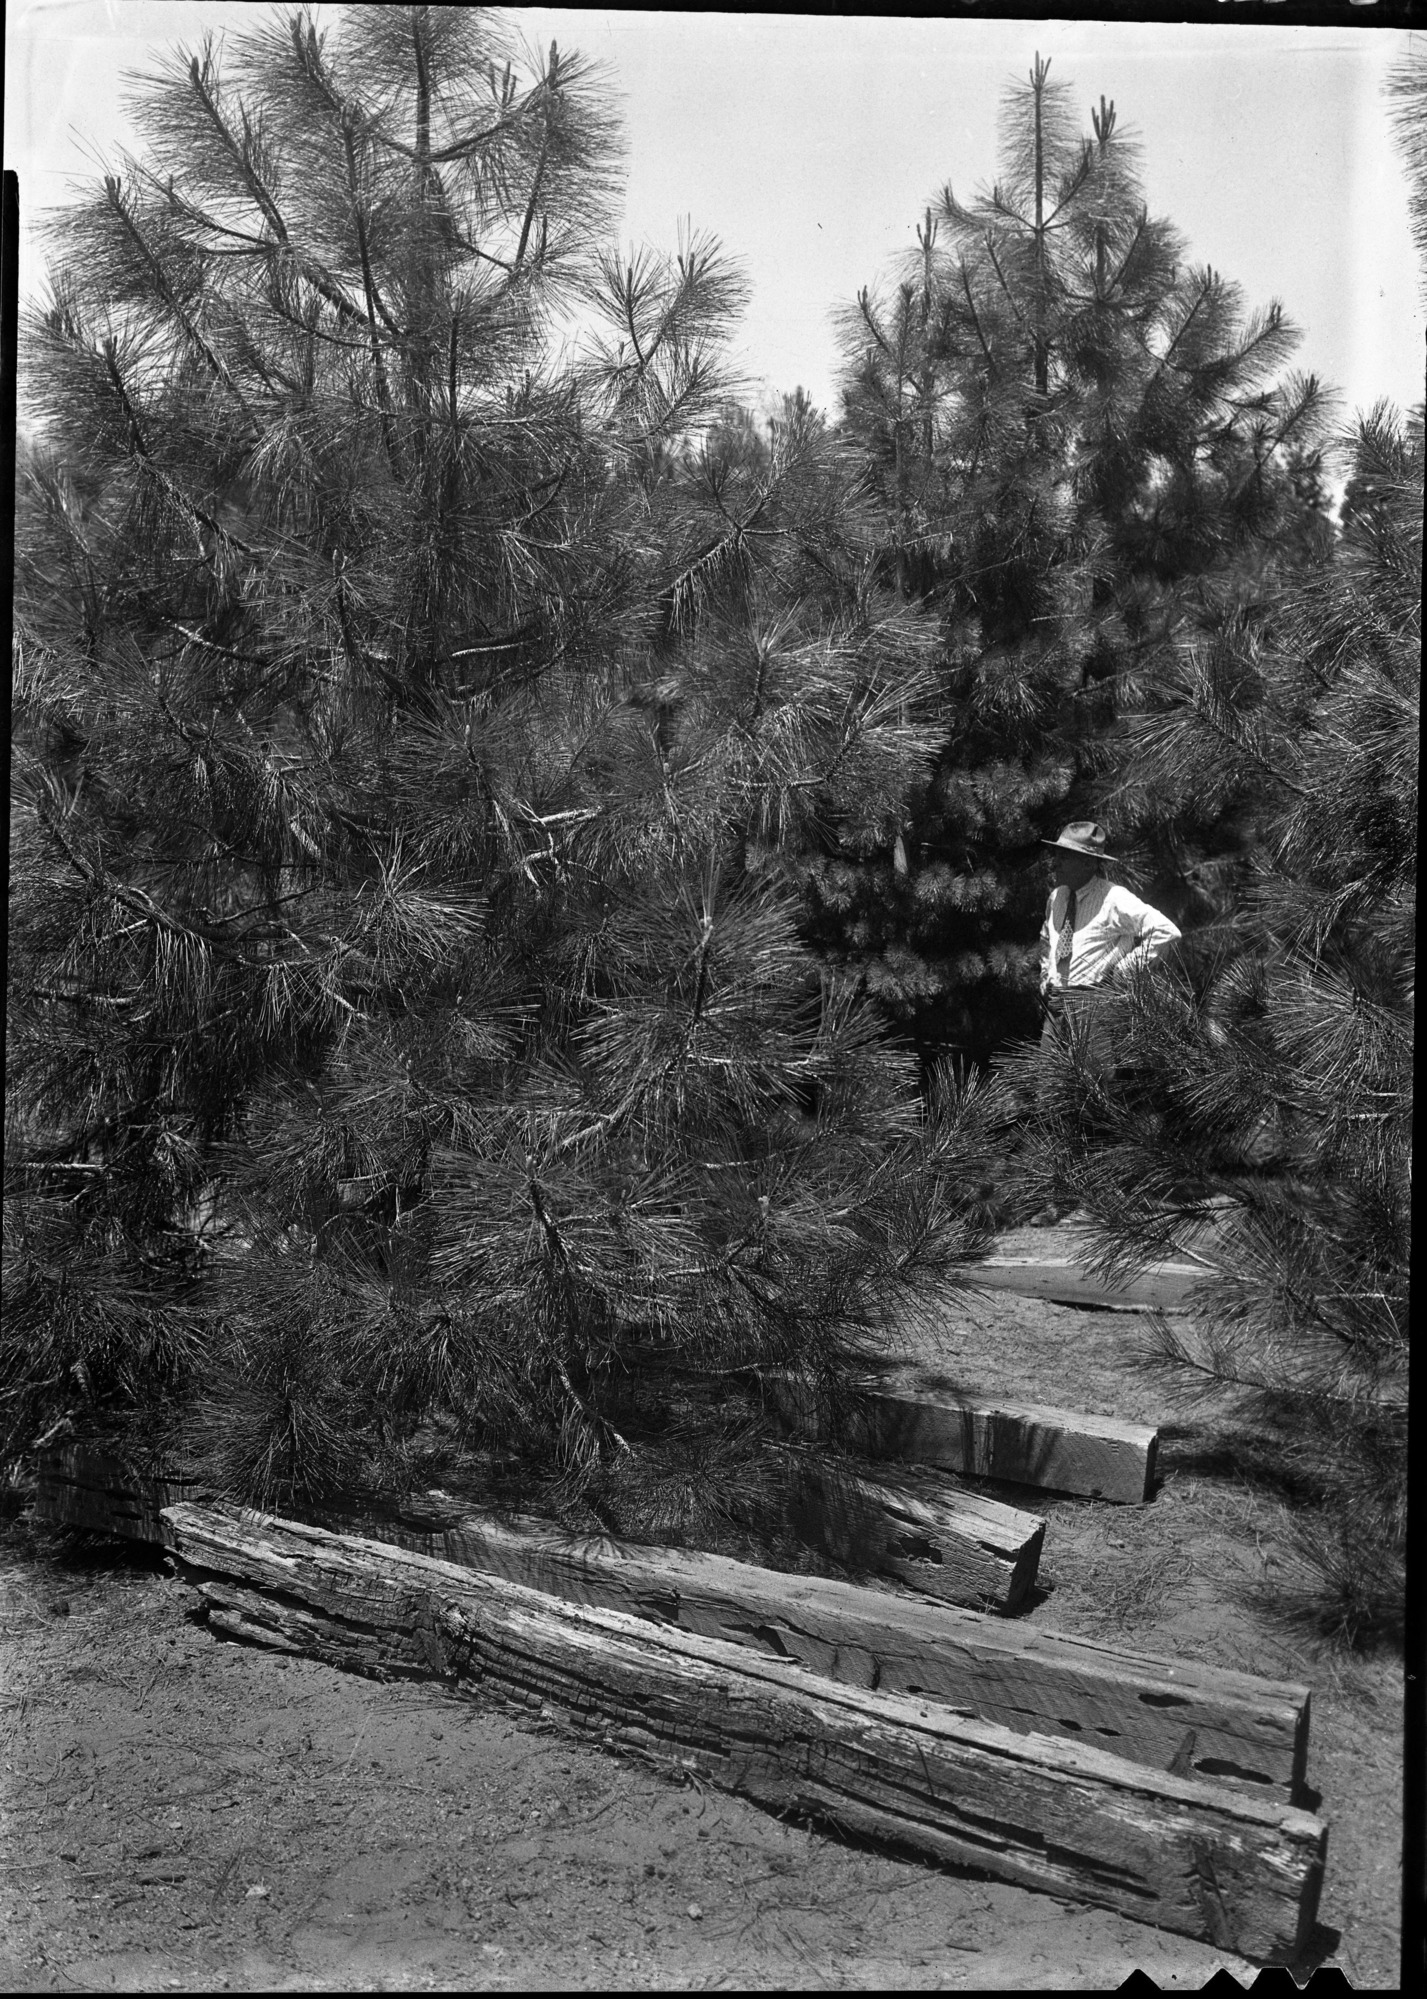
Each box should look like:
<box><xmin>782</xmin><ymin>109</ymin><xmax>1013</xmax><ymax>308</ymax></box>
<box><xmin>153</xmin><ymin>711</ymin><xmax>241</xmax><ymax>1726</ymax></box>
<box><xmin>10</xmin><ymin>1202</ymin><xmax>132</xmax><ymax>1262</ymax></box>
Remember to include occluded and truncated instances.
<box><xmin>6</xmin><ymin>5</ymin><xmax>1006</xmax><ymax>1544</ymax></box>
<box><xmin>818</xmin><ymin>57</ymin><xmax>1330</xmax><ymax>1065</ymax></box>
<box><xmin>1011</xmin><ymin>402</ymin><xmax>1418</xmax><ymax>1647</ymax></box>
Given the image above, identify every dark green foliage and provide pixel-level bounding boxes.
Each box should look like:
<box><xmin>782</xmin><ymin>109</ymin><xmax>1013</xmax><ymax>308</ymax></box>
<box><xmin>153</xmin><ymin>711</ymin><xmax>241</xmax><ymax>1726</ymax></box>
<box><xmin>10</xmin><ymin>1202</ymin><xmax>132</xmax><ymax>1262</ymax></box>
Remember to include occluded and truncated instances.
<box><xmin>6</xmin><ymin>5</ymin><xmax>1008</xmax><ymax>1537</ymax></box>
<box><xmin>1009</xmin><ymin>405</ymin><xmax>1418</xmax><ymax>1648</ymax></box>
<box><xmin>819</xmin><ymin>57</ymin><xmax>1332</xmax><ymax>1062</ymax></box>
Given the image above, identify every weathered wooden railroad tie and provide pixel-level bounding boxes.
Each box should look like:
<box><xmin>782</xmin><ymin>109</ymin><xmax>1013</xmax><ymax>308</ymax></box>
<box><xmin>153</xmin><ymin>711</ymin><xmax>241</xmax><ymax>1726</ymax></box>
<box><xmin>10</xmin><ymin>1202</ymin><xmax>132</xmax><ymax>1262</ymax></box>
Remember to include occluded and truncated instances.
<box><xmin>769</xmin><ymin>1369</ymin><xmax>1160</xmax><ymax>1503</ymax></box>
<box><xmin>35</xmin><ymin>1438</ymin><xmax>1045</xmax><ymax>1616</ymax></box>
<box><xmin>779</xmin><ymin>1452</ymin><xmax>1045</xmax><ymax>1611</ymax></box>
<box><xmin>33</xmin><ymin>1452</ymin><xmax>1322</xmax><ymax>1959</ymax></box>
<box><xmin>966</xmin><ymin>1222</ymin><xmax>1227</xmax><ymax>1314</ymax></box>
<box><xmin>970</xmin><ymin>1255</ymin><xmax>1209</xmax><ymax>1313</ymax></box>
<box><xmin>33</xmin><ymin>1450</ymin><xmax>1311</xmax><ymax>1795</ymax></box>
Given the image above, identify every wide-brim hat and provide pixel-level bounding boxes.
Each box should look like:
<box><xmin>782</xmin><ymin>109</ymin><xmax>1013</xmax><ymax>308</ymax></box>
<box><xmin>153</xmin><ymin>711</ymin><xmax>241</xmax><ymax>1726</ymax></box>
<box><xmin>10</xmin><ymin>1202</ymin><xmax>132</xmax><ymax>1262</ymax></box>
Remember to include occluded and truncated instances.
<box><xmin>1041</xmin><ymin>820</ymin><xmax>1110</xmax><ymax>859</ymax></box>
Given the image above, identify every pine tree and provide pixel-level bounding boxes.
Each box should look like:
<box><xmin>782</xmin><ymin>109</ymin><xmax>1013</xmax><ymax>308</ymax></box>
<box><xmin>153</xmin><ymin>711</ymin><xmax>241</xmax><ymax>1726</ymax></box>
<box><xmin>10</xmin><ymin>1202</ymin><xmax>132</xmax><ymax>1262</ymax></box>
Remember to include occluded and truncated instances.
<box><xmin>1387</xmin><ymin>41</ymin><xmax>1427</xmax><ymax>308</ymax></box>
<box><xmin>1011</xmin><ymin>401</ymin><xmax>1418</xmax><ymax>1646</ymax></box>
<box><xmin>5</xmin><ymin>5</ymin><xmax>1006</xmax><ymax>1542</ymax></box>
<box><xmin>818</xmin><ymin>57</ymin><xmax>1330</xmax><ymax>1066</ymax></box>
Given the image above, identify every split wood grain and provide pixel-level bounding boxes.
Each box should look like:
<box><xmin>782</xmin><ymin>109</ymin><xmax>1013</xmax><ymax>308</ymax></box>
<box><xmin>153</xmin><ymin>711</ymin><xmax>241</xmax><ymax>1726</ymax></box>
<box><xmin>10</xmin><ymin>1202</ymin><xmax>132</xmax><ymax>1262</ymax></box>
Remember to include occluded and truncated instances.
<box><xmin>375</xmin><ymin>1506</ymin><xmax>1309</xmax><ymax>1797</ymax></box>
<box><xmin>595</xmin><ymin>1372</ymin><xmax>1044</xmax><ymax>1606</ymax></box>
<box><xmin>162</xmin><ymin>1501</ymin><xmax>1326</xmax><ymax>1960</ymax></box>
<box><xmin>781</xmin><ymin>1456</ymin><xmax>1044</xmax><ymax>1611</ymax></box>
<box><xmin>36</xmin><ymin>1439</ymin><xmax>1040</xmax><ymax>1613</ymax></box>
<box><xmin>770</xmin><ymin>1373</ymin><xmax>1159</xmax><ymax>1503</ymax></box>
<box><xmin>33</xmin><ymin>1449</ymin><xmax>1310</xmax><ymax>1796</ymax></box>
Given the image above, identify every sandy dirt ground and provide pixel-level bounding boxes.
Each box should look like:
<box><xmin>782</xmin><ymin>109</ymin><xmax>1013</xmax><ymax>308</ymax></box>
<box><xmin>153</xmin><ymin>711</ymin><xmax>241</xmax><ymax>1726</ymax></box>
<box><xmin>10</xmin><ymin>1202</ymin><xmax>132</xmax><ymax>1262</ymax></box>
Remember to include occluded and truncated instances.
<box><xmin>0</xmin><ymin>1248</ymin><xmax>1403</xmax><ymax>1992</ymax></box>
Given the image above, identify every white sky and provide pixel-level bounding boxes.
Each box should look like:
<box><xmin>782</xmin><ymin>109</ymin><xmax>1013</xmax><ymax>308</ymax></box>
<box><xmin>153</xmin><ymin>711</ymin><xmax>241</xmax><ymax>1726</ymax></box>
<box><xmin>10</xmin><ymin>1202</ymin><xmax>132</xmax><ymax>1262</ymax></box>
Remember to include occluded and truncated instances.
<box><xmin>6</xmin><ymin>3</ymin><xmax>1425</xmax><ymax>429</ymax></box>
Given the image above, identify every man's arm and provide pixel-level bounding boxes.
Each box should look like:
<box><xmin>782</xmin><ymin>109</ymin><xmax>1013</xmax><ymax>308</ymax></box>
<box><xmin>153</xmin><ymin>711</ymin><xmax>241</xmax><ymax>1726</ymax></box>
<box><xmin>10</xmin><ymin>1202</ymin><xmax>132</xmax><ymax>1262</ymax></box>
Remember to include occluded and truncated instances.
<box><xmin>1111</xmin><ymin>887</ymin><xmax>1181</xmax><ymax>975</ymax></box>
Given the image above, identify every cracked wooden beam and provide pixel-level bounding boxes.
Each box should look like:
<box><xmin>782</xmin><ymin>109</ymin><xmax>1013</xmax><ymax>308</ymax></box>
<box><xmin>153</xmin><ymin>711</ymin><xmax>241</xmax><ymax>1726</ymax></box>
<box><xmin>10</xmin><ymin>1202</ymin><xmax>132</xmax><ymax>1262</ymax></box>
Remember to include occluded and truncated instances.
<box><xmin>390</xmin><ymin>1504</ymin><xmax>1310</xmax><ymax>1799</ymax></box>
<box><xmin>34</xmin><ymin>1447</ymin><xmax>1310</xmax><ymax>1796</ymax></box>
<box><xmin>768</xmin><ymin>1373</ymin><xmax>1160</xmax><ymax>1504</ymax></box>
<box><xmin>162</xmin><ymin>1500</ymin><xmax>1327</xmax><ymax>1961</ymax></box>
<box><xmin>970</xmin><ymin>1255</ymin><xmax>1207</xmax><ymax>1313</ymax></box>
<box><xmin>780</xmin><ymin>1454</ymin><xmax>1044</xmax><ymax>1611</ymax></box>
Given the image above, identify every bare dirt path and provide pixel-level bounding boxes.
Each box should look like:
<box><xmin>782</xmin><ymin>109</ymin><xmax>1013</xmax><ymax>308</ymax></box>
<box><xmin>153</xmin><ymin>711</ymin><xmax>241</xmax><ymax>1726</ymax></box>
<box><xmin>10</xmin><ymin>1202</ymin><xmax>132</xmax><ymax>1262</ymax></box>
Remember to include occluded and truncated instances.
<box><xmin>0</xmin><ymin>1269</ymin><xmax>1401</xmax><ymax>1991</ymax></box>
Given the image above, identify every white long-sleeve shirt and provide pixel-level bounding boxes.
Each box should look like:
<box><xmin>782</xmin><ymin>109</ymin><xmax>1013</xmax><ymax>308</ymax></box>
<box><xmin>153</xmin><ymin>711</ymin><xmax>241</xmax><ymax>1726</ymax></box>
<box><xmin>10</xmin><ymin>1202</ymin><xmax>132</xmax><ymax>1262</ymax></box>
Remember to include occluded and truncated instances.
<box><xmin>1040</xmin><ymin>875</ymin><xmax>1181</xmax><ymax>992</ymax></box>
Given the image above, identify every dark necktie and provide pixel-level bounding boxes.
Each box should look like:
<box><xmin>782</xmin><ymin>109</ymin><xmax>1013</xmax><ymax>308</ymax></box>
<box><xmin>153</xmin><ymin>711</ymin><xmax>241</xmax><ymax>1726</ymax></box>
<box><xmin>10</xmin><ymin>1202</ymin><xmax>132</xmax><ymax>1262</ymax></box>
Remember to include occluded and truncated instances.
<box><xmin>1056</xmin><ymin>887</ymin><xmax>1077</xmax><ymax>982</ymax></box>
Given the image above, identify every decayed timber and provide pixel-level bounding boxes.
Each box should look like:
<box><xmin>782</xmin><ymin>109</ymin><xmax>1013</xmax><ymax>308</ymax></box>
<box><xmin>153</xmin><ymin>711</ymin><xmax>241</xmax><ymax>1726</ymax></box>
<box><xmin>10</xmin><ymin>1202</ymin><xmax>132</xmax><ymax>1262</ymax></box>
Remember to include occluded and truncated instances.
<box><xmin>972</xmin><ymin>1256</ymin><xmax>1206</xmax><ymax>1313</ymax></box>
<box><xmin>162</xmin><ymin>1501</ymin><xmax>1326</xmax><ymax>1959</ymax></box>
<box><xmin>770</xmin><ymin>1372</ymin><xmax>1159</xmax><ymax>1503</ymax></box>
<box><xmin>593</xmin><ymin>1374</ymin><xmax>1043</xmax><ymax>1606</ymax></box>
<box><xmin>33</xmin><ymin>1449</ymin><xmax>204</xmax><ymax>1544</ymax></box>
<box><xmin>36</xmin><ymin>1439</ymin><xmax>1039</xmax><ymax>1613</ymax></box>
<box><xmin>969</xmin><ymin>1219</ymin><xmax>1229</xmax><ymax>1313</ymax></box>
<box><xmin>781</xmin><ymin>1456</ymin><xmax>1044</xmax><ymax>1612</ymax></box>
<box><xmin>33</xmin><ymin>1449</ymin><xmax>1310</xmax><ymax>1795</ymax></box>
<box><xmin>392</xmin><ymin>1508</ymin><xmax>1309</xmax><ymax>1797</ymax></box>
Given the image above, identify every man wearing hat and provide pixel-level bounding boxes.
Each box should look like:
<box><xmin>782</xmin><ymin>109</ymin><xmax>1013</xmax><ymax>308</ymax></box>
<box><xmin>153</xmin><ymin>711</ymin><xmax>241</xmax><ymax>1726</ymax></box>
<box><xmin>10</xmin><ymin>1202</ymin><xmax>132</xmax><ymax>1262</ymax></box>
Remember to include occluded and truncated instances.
<box><xmin>1038</xmin><ymin>821</ymin><xmax>1181</xmax><ymax>1078</ymax></box>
